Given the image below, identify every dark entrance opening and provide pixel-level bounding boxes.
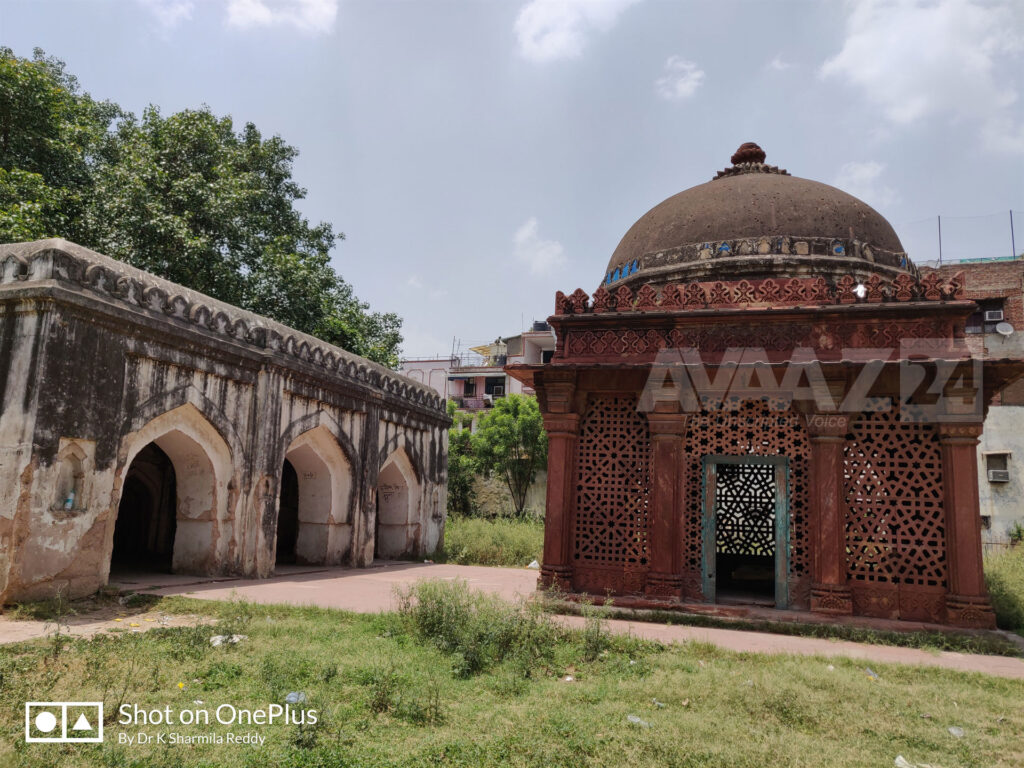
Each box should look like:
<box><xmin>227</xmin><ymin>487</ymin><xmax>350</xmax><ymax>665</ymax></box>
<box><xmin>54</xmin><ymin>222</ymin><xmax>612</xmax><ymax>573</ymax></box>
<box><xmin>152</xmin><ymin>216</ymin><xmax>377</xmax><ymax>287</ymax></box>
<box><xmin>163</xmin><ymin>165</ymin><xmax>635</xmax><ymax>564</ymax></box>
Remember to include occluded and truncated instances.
<box><xmin>712</xmin><ymin>462</ymin><xmax>777</xmax><ymax>605</ymax></box>
<box><xmin>112</xmin><ymin>443</ymin><xmax>177</xmax><ymax>572</ymax></box>
<box><xmin>276</xmin><ymin>459</ymin><xmax>300</xmax><ymax>565</ymax></box>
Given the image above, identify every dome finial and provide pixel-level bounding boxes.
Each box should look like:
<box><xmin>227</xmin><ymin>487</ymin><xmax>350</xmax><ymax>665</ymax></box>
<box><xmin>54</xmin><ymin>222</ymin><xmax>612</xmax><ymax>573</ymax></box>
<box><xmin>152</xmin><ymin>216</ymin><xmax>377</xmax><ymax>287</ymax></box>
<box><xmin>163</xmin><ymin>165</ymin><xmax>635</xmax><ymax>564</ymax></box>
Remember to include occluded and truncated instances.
<box><xmin>731</xmin><ymin>142</ymin><xmax>766</xmax><ymax>165</ymax></box>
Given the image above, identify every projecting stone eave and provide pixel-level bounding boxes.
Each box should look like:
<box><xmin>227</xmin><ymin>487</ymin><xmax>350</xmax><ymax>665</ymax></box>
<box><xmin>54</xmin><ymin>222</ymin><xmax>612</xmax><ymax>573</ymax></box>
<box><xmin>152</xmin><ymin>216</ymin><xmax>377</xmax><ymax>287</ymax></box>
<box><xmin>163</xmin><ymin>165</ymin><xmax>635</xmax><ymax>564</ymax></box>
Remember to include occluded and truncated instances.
<box><xmin>0</xmin><ymin>239</ymin><xmax>448</xmax><ymax>422</ymax></box>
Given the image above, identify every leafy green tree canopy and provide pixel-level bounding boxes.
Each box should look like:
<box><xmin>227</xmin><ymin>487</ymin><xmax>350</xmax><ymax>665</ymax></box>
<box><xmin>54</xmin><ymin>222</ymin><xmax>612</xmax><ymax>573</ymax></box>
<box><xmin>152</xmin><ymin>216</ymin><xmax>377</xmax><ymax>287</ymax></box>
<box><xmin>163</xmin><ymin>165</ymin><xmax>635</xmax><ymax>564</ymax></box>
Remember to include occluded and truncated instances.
<box><xmin>0</xmin><ymin>47</ymin><xmax>401</xmax><ymax>367</ymax></box>
<box><xmin>471</xmin><ymin>395</ymin><xmax>547</xmax><ymax>517</ymax></box>
<box><xmin>445</xmin><ymin>408</ymin><xmax>477</xmax><ymax>517</ymax></box>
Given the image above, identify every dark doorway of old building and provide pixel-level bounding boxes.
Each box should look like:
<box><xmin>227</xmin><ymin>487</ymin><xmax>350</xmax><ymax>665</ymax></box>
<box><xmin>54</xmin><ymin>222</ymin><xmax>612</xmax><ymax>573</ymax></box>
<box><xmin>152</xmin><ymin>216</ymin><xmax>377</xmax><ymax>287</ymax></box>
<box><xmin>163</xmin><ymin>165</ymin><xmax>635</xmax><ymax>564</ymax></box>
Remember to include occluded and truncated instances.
<box><xmin>112</xmin><ymin>443</ymin><xmax>177</xmax><ymax>572</ymax></box>
<box><xmin>702</xmin><ymin>456</ymin><xmax>789</xmax><ymax>608</ymax></box>
<box><xmin>276</xmin><ymin>459</ymin><xmax>300</xmax><ymax>565</ymax></box>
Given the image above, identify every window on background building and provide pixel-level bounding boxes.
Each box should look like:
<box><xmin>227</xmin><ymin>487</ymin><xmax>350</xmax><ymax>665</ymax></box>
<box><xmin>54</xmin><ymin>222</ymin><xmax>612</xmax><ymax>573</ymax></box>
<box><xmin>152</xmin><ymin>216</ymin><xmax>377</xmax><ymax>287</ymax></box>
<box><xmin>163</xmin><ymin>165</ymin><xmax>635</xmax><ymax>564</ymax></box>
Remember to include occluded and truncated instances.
<box><xmin>966</xmin><ymin>299</ymin><xmax>1006</xmax><ymax>333</ymax></box>
<box><xmin>463</xmin><ymin>379</ymin><xmax>476</xmax><ymax>396</ymax></box>
<box><xmin>484</xmin><ymin>376</ymin><xmax>505</xmax><ymax>396</ymax></box>
<box><xmin>542</xmin><ymin>350</ymin><xmax>554</xmax><ymax>364</ymax></box>
<box><xmin>985</xmin><ymin>452</ymin><xmax>1011</xmax><ymax>483</ymax></box>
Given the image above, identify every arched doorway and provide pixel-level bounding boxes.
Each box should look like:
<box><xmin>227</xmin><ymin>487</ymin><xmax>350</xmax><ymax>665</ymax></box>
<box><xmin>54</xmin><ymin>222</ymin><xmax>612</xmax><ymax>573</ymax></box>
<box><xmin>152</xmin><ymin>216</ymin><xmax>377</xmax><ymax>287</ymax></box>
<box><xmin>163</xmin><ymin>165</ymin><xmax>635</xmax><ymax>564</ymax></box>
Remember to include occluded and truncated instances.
<box><xmin>375</xmin><ymin>450</ymin><xmax>419</xmax><ymax>559</ymax></box>
<box><xmin>112</xmin><ymin>404</ymin><xmax>234</xmax><ymax>577</ymax></box>
<box><xmin>275</xmin><ymin>426</ymin><xmax>354</xmax><ymax>568</ymax></box>
<box><xmin>111</xmin><ymin>444</ymin><xmax>177</xmax><ymax>572</ymax></box>
<box><xmin>276</xmin><ymin>460</ymin><xmax>300</xmax><ymax>564</ymax></box>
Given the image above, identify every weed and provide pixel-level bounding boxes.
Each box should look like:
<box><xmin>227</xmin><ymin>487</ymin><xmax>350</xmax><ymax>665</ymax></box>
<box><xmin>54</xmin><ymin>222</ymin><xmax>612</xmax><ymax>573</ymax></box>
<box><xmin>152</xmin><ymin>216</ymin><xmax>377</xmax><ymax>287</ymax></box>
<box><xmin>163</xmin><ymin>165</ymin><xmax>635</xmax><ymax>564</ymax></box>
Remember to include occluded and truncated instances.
<box><xmin>289</xmin><ymin>706</ymin><xmax>326</xmax><ymax>749</ymax></box>
<box><xmin>44</xmin><ymin>588</ymin><xmax>72</xmax><ymax>661</ymax></box>
<box><xmin>394</xmin><ymin>677</ymin><xmax>445</xmax><ymax>726</ymax></box>
<box><xmin>364</xmin><ymin>661</ymin><xmax>400</xmax><ymax>714</ymax></box>
<box><xmin>580</xmin><ymin>600</ymin><xmax>611</xmax><ymax>662</ymax></box>
<box><xmin>200</xmin><ymin>660</ymin><xmax>243</xmax><ymax>690</ymax></box>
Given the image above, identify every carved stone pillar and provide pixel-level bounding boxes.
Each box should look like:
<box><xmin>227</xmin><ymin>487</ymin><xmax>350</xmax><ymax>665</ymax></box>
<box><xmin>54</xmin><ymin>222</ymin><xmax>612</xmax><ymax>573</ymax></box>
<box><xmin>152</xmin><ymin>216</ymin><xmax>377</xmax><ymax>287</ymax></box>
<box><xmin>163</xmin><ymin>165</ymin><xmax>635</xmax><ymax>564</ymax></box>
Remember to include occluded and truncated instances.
<box><xmin>538</xmin><ymin>371</ymin><xmax>578</xmax><ymax>591</ymax></box>
<box><xmin>807</xmin><ymin>412</ymin><xmax>853</xmax><ymax>615</ymax></box>
<box><xmin>938</xmin><ymin>422</ymin><xmax>996</xmax><ymax>628</ymax></box>
<box><xmin>644</xmin><ymin>403</ymin><xmax>688</xmax><ymax>599</ymax></box>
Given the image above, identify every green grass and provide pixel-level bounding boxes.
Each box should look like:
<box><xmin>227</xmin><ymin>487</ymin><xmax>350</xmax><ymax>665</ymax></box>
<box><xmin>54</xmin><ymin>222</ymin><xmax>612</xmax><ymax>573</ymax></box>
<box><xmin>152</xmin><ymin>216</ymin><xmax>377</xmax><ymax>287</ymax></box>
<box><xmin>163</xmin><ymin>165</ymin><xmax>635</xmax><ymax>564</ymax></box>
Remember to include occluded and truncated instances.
<box><xmin>2</xmin><ymin>584</ymin><xmax>1023</xmax><ymax>767</ymax></box>
<box><xmin>985</xmin><ymin>545</ymin><xmax>1024</xmax><ymax>633</ymax></box>
<box><xmin>435</xmin><ymin>515</ymin><xmax>544</xmax><ymax>567</ymax></box>
<box><xmin>548</xmin><ymin>599</ymin><xmax>1023</xmax><ymax>658</ymax></box>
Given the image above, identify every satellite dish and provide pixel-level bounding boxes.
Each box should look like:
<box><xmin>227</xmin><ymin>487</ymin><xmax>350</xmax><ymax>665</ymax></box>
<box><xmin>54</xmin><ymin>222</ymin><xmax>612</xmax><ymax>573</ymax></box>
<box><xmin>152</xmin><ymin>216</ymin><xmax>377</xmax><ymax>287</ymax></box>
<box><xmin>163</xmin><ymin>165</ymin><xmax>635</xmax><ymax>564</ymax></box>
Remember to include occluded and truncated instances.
<box><xmin>996</xmin><ymin>322</ymin><xmax>1015</xmax><ymax>336</ymax></box>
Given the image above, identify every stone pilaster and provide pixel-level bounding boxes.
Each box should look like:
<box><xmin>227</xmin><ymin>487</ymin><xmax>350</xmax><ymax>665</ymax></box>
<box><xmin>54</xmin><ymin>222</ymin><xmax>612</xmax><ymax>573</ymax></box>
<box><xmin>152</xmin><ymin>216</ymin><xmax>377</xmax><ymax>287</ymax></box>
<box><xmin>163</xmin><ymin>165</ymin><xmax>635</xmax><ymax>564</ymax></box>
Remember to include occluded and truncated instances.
<box><xmin>537</xmin><ymin>371</ymin><xmax>578</xmax><ymax>591</ymax></box>
<box><xmin>806</xmin><ymin>411</ymin><xmax>854</xmax><ymax>615</ymax></box>
<box><xmin>644</xmin><ymin>403</ymin><xmax>688</xmax><ymax>599</ymax></box>
<box><xmin>938</xmin><ymin>422</ymin><xmax>996</xmax><ymax>628</ymax></box>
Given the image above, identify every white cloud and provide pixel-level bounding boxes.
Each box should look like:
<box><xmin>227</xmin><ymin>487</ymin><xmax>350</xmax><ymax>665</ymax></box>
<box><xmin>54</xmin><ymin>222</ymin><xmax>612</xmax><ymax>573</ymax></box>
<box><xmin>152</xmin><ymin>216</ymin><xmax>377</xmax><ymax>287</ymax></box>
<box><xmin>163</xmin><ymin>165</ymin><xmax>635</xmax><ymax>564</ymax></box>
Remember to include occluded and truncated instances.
<box><xmin>226</xmin><ymin>0</ymin><xmax>337</xmax><ymax>33</ymax></box>
<box><xmin>514</xmin><ymin>0</ymin><xmax>641</xmax><ymax>63</ymax></box>
<box><xmin>138</xmin><ymin>0</ymin><xmax>194</xmax><ymax>28</ymax></box>
<box><xmin>833</xmin><ymin>161</ymin><xmax>899</xmax><ymax>208</ymax></box>
<box><xmin>655</xmin><ymin>56</ymin><xmax>705</xmax><ymax>101</ymax></box>
<box><xmin>820</xmin><ymin>0</ymin><xmax>1024</xmax><ymax>151</ymax></box>
<box><xmin>768</xmin><ymin>54</ymin><xmax>792</xmax><ymax>71</ymax></box>
<box><xmin>514</xmin><ymin>218</ymin><xmax>565</xmax><ymax>275</ymax></box>
<box><xmin>140</xmin><ymin>0</ymin><xmax>337</xmax><ymax>33</ymax></box>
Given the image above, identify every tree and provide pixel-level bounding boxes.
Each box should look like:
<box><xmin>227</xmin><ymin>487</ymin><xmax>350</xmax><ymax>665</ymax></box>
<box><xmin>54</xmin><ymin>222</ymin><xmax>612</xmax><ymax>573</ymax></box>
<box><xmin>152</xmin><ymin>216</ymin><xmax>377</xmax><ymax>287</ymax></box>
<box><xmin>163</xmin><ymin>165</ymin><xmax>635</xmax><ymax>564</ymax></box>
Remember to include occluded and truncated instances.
<box><xmin>471</xmin><ymin>395</ymin><xmax>547</xmax><ymax>517</ymax></box>
<box><xmin>445</xmin><ymin>400</ymin><xmax>477</xmax><ymax>516</ymax></box>
<box><xmin>0</xmin><ymin>47</ymin><xmax>119</xmax><ymax>242</ymax></box>
<box><xmin>448</xmin><ymin>427</ymin><xmax>477</xmax><ymax>517</ymax></box>
<box><xmin>0</xmin><ymin>48</ymin><xmax>402</xmax><ymax>368</ymax></box>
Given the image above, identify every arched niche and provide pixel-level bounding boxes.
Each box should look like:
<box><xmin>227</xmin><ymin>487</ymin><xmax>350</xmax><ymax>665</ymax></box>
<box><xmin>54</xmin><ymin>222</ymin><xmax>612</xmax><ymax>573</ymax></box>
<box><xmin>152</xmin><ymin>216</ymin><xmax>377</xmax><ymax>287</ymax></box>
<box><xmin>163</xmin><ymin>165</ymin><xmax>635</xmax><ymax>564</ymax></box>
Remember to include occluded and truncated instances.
<box><xmin>277</xmin><ymin>425</ymin><xmax>354</xmax><ymax>567</ymax></box>
<box><xmin>54</xmin><ymin>441</ymin><xmax>89</xmax><ymax>511</ymax></box>
<box><xmin>375</xmin><ymin>448</ymin><xmax>420</xmax><ymax>559</ymax></box>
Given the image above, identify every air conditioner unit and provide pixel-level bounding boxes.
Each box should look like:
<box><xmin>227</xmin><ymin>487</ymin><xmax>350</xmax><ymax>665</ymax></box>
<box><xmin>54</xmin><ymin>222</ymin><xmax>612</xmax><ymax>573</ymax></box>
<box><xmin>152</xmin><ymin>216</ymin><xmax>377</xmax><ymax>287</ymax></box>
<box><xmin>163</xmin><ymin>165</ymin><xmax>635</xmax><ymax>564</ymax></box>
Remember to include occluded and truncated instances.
<box><xmin>491</xmin><ymin>385</ymin><xmax>504</xmax><ymax>396</ymax></box>
<box><xmin>987</xmin><ymin>469</ymin><xmax>1010</xmax><ymax>483</ymax></box>
<box><xmin>985</xmin><ymin>310</ymin><xmax>1005</xmax><ymax>322</ymax></box>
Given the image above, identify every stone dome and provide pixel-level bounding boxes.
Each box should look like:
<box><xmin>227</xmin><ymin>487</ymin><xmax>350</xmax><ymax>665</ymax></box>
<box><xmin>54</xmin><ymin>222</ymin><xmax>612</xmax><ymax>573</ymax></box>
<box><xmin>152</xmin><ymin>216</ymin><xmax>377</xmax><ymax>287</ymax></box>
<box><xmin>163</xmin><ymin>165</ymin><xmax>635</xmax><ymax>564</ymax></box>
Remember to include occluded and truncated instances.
<box><xmin>603</xmin><ymin>143</ymin><xmax>914</xmax><ymax>290</ymax></box>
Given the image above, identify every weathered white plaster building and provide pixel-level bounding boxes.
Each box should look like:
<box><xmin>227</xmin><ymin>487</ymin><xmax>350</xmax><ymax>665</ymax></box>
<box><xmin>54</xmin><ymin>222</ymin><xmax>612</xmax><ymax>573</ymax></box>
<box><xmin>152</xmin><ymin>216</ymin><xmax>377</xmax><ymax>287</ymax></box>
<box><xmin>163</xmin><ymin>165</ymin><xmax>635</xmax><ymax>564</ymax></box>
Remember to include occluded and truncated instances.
<box><xmin>0</xmin><ymin>240</ymin><xmax>449</xmax><ymax>603</ymax></box>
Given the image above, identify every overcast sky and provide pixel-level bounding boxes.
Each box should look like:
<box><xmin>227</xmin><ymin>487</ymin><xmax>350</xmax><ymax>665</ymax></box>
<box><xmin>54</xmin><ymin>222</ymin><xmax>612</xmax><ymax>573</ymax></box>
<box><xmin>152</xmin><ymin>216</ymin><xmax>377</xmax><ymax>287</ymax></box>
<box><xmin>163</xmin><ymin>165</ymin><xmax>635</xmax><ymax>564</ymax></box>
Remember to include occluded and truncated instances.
<box><xmin>4</xmin><ymin>0</ymin><xmax>1024</xmax><ymax>357</ymax></box>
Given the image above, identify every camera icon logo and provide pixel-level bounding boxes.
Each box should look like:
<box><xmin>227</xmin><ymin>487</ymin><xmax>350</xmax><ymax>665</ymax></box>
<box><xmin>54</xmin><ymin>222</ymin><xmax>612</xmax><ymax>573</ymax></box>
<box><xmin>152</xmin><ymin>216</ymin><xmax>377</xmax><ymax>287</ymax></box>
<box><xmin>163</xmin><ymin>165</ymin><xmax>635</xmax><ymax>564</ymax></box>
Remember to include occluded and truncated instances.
<box><xmin>25</xmin><ymin>702</ymin><xmax>104</xmax><ymax>743</ymax></box>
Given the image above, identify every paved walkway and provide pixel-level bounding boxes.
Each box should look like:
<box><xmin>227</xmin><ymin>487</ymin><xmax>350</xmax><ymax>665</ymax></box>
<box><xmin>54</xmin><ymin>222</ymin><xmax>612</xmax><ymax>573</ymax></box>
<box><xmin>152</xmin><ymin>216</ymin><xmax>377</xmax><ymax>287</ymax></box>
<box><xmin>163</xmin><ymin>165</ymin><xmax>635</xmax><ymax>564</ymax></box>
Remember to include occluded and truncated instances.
<box><xmin>2</xmin><ymin>563</ymin><xmax>1022</xmax><ymax>680</ymax></box>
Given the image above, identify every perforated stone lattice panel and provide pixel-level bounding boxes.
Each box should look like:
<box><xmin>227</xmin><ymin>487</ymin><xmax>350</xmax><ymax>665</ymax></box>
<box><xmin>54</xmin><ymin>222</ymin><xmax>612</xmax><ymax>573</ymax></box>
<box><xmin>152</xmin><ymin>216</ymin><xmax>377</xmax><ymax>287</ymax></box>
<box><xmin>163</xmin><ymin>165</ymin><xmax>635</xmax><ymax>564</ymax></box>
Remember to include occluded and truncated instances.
<box><xmin>715</xmin><ymin>463</ymin><xmax>776</xmax><ymax>556</ymax></box>
<box><xmin>572</xmin><ymin>396</ymin><xmax>651</xmax><ymax>568</ymax></box>
<box><xmin>843</xmin><ymin>408</ymin><xmax>947</xmax><ymax>588</ymax></box>
<box><xmin>683</xmin><ymin>401</ymin><xmax>810</xmax><ymax>582</ymax></box>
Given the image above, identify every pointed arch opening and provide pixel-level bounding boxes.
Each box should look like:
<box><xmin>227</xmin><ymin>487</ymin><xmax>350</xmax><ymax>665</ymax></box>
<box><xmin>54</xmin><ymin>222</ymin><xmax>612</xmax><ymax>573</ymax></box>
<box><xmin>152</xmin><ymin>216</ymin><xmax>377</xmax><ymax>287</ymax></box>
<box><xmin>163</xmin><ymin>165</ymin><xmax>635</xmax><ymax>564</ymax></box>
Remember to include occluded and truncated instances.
<box><xmin>112</xmin><ymin>403</ymin><xmax>234</xmax><ymax>577</ymax></box>
<box><xmin>276</xmin><ymin>426</ymin><xmax>354</xmax><ymax>568</ymax></box>
<box><xmin>112</xmin><ymin>443</ymin><xmax>177</xmax><ymax>572</ymax></box>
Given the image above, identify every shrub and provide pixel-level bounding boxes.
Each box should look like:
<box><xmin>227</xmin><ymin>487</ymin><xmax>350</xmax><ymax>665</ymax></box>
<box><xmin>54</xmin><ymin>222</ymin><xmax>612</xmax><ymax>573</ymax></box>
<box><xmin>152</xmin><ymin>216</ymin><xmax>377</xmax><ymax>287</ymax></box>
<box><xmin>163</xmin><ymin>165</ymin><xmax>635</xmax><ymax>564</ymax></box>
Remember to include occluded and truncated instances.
<box><xmin>438</xmin><ymin>516</ymin><xmax>543</xmax><ymax>567</ymax></box>
<box><xmin>985</xmin><ymin>545</ymin><xmax>1024</xmax><ymax>632</ymax></box>
<box><xmin>395</xmin><ymin>579</ymin><xmax>559</xmax><ymax>678</ymax></box>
